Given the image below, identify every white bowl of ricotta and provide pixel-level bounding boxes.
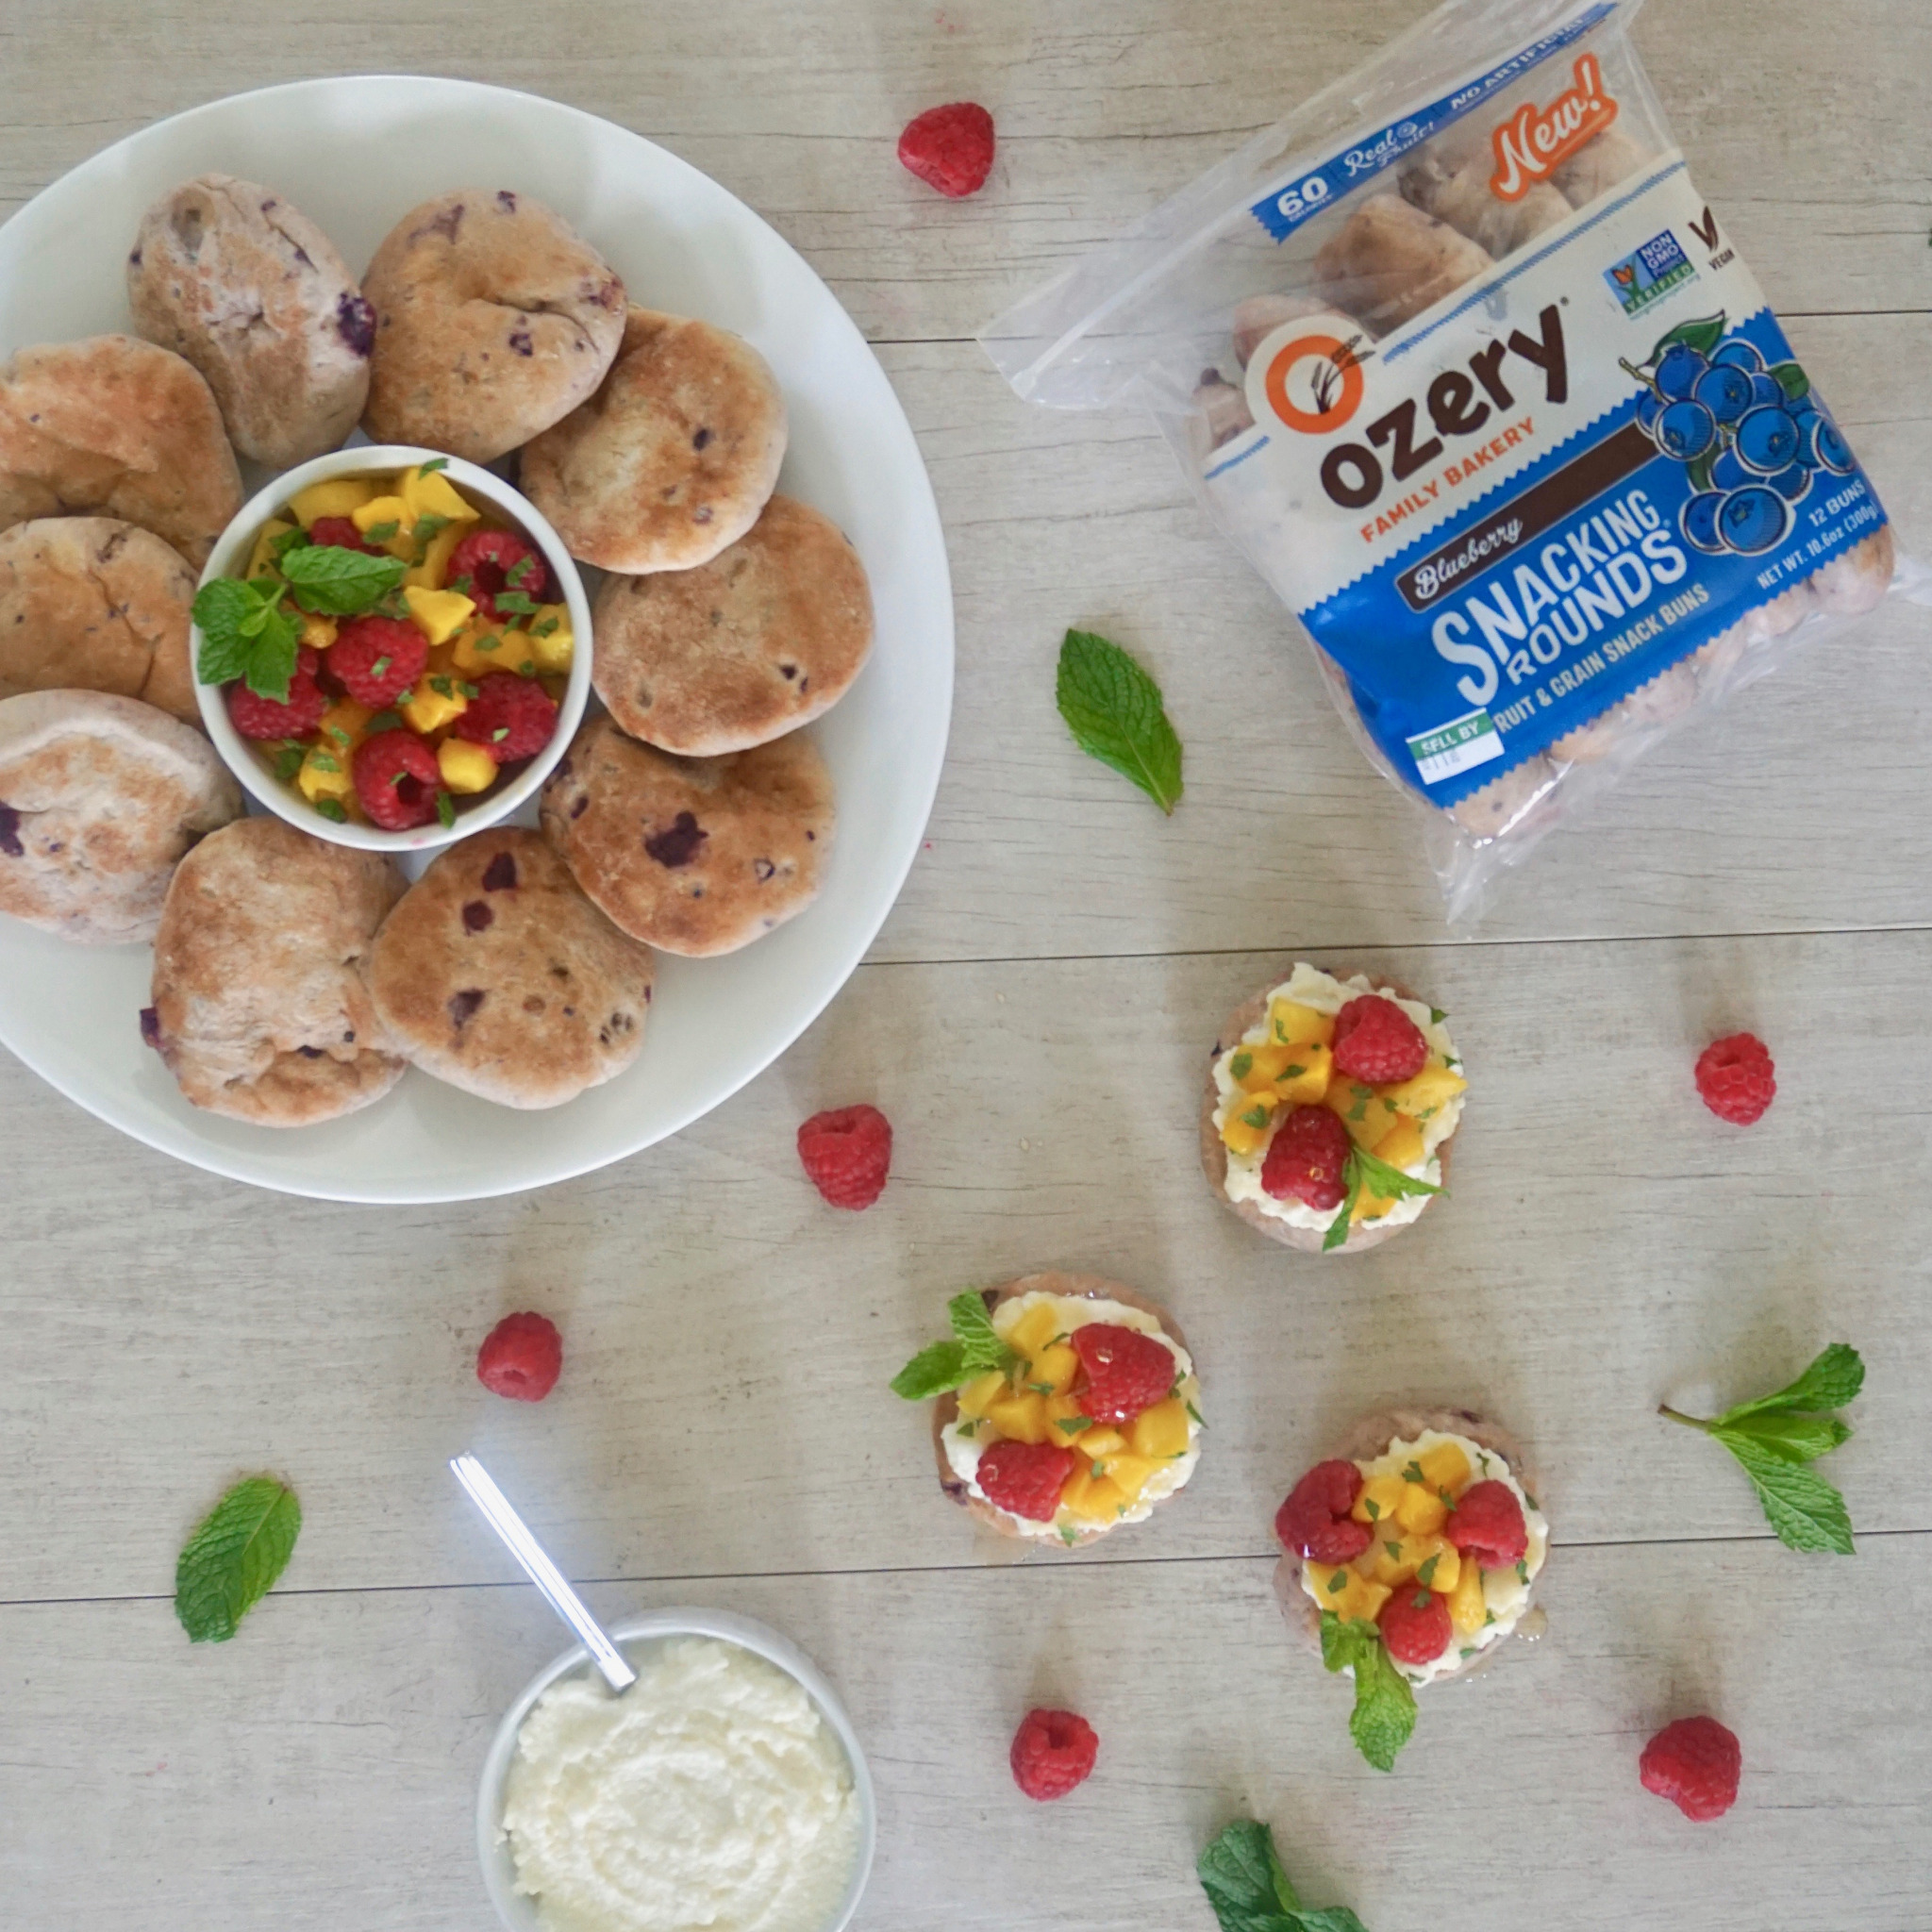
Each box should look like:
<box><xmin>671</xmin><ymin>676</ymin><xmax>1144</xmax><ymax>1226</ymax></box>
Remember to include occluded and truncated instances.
<box><xmin>478</xmin><ymin>1609</ymin><xmax>875</xmax><ymax>1932</ymax></box>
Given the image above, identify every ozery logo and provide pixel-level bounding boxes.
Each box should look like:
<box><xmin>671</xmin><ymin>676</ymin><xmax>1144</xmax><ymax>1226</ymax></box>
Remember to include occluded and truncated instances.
<box><xmin>1259</xmin><ymin>330</ymin><xmax>1371</xmax><ymax>435</ymax></box>
<box><xmin>1489</xmin><ymin>54</ymin><xmax>1619</xmax><ymax>202</ymax></box>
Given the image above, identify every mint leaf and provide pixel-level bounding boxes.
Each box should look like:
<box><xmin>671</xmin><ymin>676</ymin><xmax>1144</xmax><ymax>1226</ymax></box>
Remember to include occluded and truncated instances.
<box><xmin>1349</xmin><ymin>1144</ymin><xmax>1442</xmax><ymax>1201</ymax></box>
<box><xmin>1711</xmin><ymin>1413</ymin><xmax>1853</xmax><ymax>1464</ymax></box>
<box><xmin>1346</xmin><ymin>1640</ymin><xmax>1417</xmax><ymax>1772</ymax></box>
<box><xmin>948</xmin><ymin>1291</ymin><xmax>1017</xmax><ymax>1375</ymax></box>
<box><xmin>175</xmin><ymin>1475</ymin><xmax>301</xmax><ymax>1642</ymax></box>
<box><xmin>1198</xmin><ymin>1819</ymin><xmax>1299</xmax><ymax>1924</ymax></box>
<box><xmin>269</xmin><ymin>525</ymin><xmax>311</xmax><ymax>562</ymax></box>
<box><xmin>1292</xmin><ymin>1913</ymin><xmax>1371</xmax><ymax>1932</ymax></box>
<box><xmin>192</xmin><ymin>577</ymin><xmax>265</xmax><ymax>686</ymax></box>
<box><xmin>240</xmin><ymin>603</ymin><xmax>300</xmax><ymax>701</ymax></box>
<box><xmin>889</xmin><ymin>1339</ymin><xmax>967</xmax><ymax>1401</ymax></box>
<box><xmin>435</xmin><ymin>790</ymin><xmax>457</xmax><ymax>829</ymax></box>
<box><xmin>1714</xmin><ymin>1343</ymin><xmax>1864</xmax><ymax>1424</ymax></box>
<box><xmin>1724</xmin><ymin>1437</ymin><xmax>1855</xmax><ymax>1555</ymax></box>
<box><xmin>1055</xmin><ymin>627</ymin><xmax>1183</xmax><ymax>814</ymax></box>
<box><xmin>281</xmin><ymin>543</ymin><xmax>407</xmax><ymax>615</ymax></box>
<box><xmin>416</xmin><ymin>456</ymin><xmax>450</xmax><ymax>475</ymax></box>
<box><xmin>494</xmin><ymin>589</ymin><xmax>541</xmax><ymax>616</ymax></box>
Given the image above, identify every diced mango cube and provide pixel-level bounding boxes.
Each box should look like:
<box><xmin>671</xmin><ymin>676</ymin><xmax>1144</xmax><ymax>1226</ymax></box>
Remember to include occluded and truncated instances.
<box><xmin>1221</xmin><ymin>1090</ymin><xmax>1278</xmax><ymax>1156</ymax></box>
<box><xmin>1415</xmin><ymin>1441</ymin><xmax>1473</xmax><ymax>1495</ymax></box>
<box><xmin>986</xmin><ymin>1393</ymin><xmax>1050</xmax><ymax>1446</ymax></box>
<box><xmin>956</xmin><ymin>1371</ymin><xmax>1010</xmax><ymax>1421</ymax></box>
<box><xmin>1077</xmin><ymin>1427</ymin><xmax>1127</xmax><ymax>1461</ymax></box>
<box><xmin>401</xmin><ymin>678</ymin><xmax>468</xmax><ymax>736</ymax></box>
<box><xmin>1272</xmin><ymin>1041</ymin><xmax>1333</xmax><ymax>1105</ymax></box>
<box><xmin>1043</xmin><ymin>1391</ymin><xmax>1089</xmax><ymax>1438</ymax></box>
<box><xmin>298</xmin><ymin>611</ymin><xmax>338</xmax><ymax>652</ymax></box>
<box><xmin>350</xmin><ymin>495</ymin><xmax>416</xmax><ymax>558</ymax></box>
<box><xmin>1060</xmin><ymin>1467</ymin><xmax>1129</xmax><ymax>1523</ymax></box>
<box><xmin>1375</xmin><ymin>1062</ymin><xmax>1468</xmax><ymax>1123</ymax></box>
<box><xmin>450</xmin><ymin>625</ymin><xmax>510</xmax><ymax>675</ymax></box>
<box><xmin>404</xmin><ymin>519</ymin><xmax>466</xmax><ymax>591</ymax></box>
<box><xmin>1306</xmin><ymin>1561</ymin><xmax>1392</xmax><ymax>1627</ymax></box>
<box><xmin>1326</xmin><ymin>1079</ymin><xmax>1402</xmax><ymax>1150</ymax></box>
<box><xmin>403</xmin><ymin>584</ymin><xmax>476</xmax><ymax>647</ymax></box>
<box><xmin>525</xmin><ymin>605</ymin><xmax>575</xmax><ymax>675</ymax></box>
<box><xmin>246</xmin><ymin>518</ymin><xmax>294</xmax><ymax>580</ymax></box>
<box><xmin>1449</xmin><ymin>1552</ymin><xmax>1488</xmax><ymax>1634</ymax></box>
<box><xmin>1367</xmin><ymin>1530</ymin><xmax>1454</xmax><ymax>1588</ymax></box>
<box><xmin>1350</xmin><ymin>1472</ymin><xmax>1408</xmax><ymax>1526</ymax></box>
<box><xmin>399</xmin><ymin>465</ymin><xmax>480</xmax><ymax>526</ymax></box>
<box><xmin>1394</xmin><ymin>1479</ymin><xmax>1449</xmax><ymax>1536</ymax></box>
<box><xmin>288</xmin><ymin>476</ymin><xmax>377</xmax><ymax>527</ymax></box>
<box><xmin>313</xmin><ymin>701</ymin><xmax>373</xmax><ymax>757</ymax></box>
<box><xmin>295</xmin><ymin>741</ymin><xmax>353</xmax><ymax>804</ymax></box>
<box><xmin>1228</xmin><ymin>1041</ymin><xmax>1293</xmax><ymax>1092</ymax></box>
<box><xmin>1268</xmin><ymin>998</ymin><xmax>1336</xmax><ymax>1048</ymax></box>
<box><xmin>1006</xmin><ymin>1301</ymin><xmax>1061</xmax><ymax>1361</ymax></box>
<box><xmin>1352</xmin><ymin>1167</ymin><xmax>1403</xmax><ymax>1224</ymax></box>
<box><xmin>1373</xmin><ymin>1116</ymin><xmax>1426</xmax><ymax>1174</ymax></box>
<box><xmin>437</xmin><ymin>738</ymin><xmax>497</xmax><ymax>795</ymax></box>
<box><xmin>1128</xmin><ymin>1397</ymin><xmax>1191</xmax><ymax>1459</ymax></box>
<box><xmin>1024</xmin><ymin>1342</ymin><xmax>1080</xmax><ymax>1396</ymax></box>
<box><xmin>1102</xmin><ymin>1454</ymin><xmax>1160</xmax><ymax>1504</ymax></box>
<box><xmin>1418</xmin><ymin>1542</ymin><xmax>1460</xmax><ymax>1593</ymax></box>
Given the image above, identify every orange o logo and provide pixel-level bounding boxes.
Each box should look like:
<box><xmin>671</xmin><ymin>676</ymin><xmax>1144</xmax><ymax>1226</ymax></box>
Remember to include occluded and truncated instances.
<box><xmin>1263</xmin><ymin>333</ymin><xmax>1366</xmax><ymax>434</ymax></box>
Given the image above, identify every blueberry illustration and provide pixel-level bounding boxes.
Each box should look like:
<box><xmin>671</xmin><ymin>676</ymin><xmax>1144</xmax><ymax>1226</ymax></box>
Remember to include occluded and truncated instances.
<box><xmin>1734</xmin><ymin>404</ymin><xmax>1800</xmax><ymax>475</ymax></box>
<box><xmin>1656</xmin><ymin>399</ymin><xmax>1717</xmax><ymax>459</ymax></box>
<box><xmin>1766</xmin><ymin>462</ymin><xmax>1812</xmax><ymax>503</ymax></box>
<box><xmin>1679</xmin><ymin>491</ymin><xmax>1726</xmax><ymax>554</ymax></box>
<box><xmin>1814</xmin><ymin>418</ymin><xmax>1857</xmax><ymax>475</ymax></box>
<box><xmin>1637</xmin><ymin>390</ymin><xmax>1665</xmax><ymax>433</ymax></box>
<box><xmin>1655</xmin><ymin>344</ymin><xmax>1707</xmax><ymax>400</ymax></box>
<box><xmin>1718</xmin><ymin>485</ymin><xmax>1793</xmax><ymax>555</ymax></box>
<box><xmin>1711</xmin><ymin>340</ymin><xmax>1764</xmax><ymax>374</ymax></box>
<box><xmin>1790</xmin><ymin>414</ymin><xmax>1825</xmax><ymax>469</ymax></box>
<box><xmin>1692</xmin><ymin>362</ymin><xmax>1755</xmax><ymax>425</ymax></box>
<box><xmin>1712</xmin><ymin>448</ymin><xmax>1753</xmax><ymax>492</ymax></box>
<box><xmin>1749</xmin><ymin>373</ymin><xmax>1785</xmax><ymax>409</ymax></box>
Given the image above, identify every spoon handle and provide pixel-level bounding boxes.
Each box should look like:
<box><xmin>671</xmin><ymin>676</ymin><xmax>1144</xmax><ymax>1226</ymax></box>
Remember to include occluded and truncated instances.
<box><xmin>450</xmin><ymin>1453</ymin><xmax>637</xmax><ymax>1693</ymax></box>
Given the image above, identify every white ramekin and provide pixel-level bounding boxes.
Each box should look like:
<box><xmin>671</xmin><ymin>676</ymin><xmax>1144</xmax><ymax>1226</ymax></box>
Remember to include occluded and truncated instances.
<box><xmin>192</xmin><ymin>444</ymin><xmax>592</xmax><ymax>856</ymax></box>
<box><xmin>475</xmin><ymin>1607</ymin><xmax>876</xmax><ymax>1932</ymax></box>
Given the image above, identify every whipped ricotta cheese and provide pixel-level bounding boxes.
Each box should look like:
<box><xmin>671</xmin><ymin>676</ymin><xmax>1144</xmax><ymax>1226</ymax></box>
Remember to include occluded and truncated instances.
<box><xmin>940</xmin><ymin>1291</ymin><xmax>1204</xmax><ymax>1541</ymax></box>
<box><xmin>1298</xmin><ymin>1428</ymin><xmax>1548</xmax><ymax>1688</ymax></box>
<box><xmin>500</xmin><ymin>1636</ymin><xmax>861</xmax><ymax>1932</ymax></box>
<box><xmin>1210</xmin><ymin>962</ymin><xmax>1464</xmax><ymax>1234</ymax></box>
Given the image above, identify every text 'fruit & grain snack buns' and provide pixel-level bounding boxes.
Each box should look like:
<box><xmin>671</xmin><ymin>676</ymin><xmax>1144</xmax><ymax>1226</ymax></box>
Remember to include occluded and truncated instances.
<box><xmin>983</xmin><ymin>0</ymin><xmax>1920</xmax><ymax>922</ymax></box>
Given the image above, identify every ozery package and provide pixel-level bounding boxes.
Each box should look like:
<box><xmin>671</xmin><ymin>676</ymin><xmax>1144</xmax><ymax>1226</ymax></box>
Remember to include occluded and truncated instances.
<box><xmin>984</xmin><ymin>0</ymin><xmax>1914</xmax><ymax>920</ymax></box>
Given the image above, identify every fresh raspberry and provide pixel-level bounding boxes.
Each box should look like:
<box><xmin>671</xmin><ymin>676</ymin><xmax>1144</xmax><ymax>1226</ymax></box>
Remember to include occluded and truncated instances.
<box><xmin>226</xmin><ymin>646</ymin><xmax>327</xmax><ymax>740</ymax></box>
<box><xmin>1274</xmin><ymin>1459</ymin><xmax>1373</xmax><ymax>1564</ymax></box>
<box><xmin>897</xmin><ymin>102</ymin><xmax>996</xmax><ymax>199</ymax></box>
<box><xmin>796</xmin><ymin>1104</ymin><xmax>892</xmax><ymax>1209</ymax></box>
<box><xmin>448</xmin><ymin>528</ymin><xmax>551</xmax><ymax>625</ymax></box>
<box><xmin>1069</xmin><ymin>1324</ymin><xmax>1175</xmax><ymax>1424</ymax></box>
<box><xmin>1260</xmin><ymin>1104</ymin><xmax>1353</xmax><ymax>1209</ymax></box>
<box><xmin>1009</xmin><ymin>1707</ymin><xmax>1098</xmax><ymax>1801</ymax></box>
<box><xmin>1330</xmin><ymin>995</ymin><xmax>1430</xmax><ymax>1084</ymax></box>
<box><xmin>1443</xmin><ymin>1480</ymin><xmax>1528</xmax><ymax>1567</ymax></box>
<box><xmin>1378</xmin><ymin>1586</ymin><xmax>1452</xmax><ymax>1666</ymax></box>
<box><xmin>305</xmin><ymin>515</ymin><xmax>380</xmax><ymax>555</ymax></box>
<box><xmin>1640</xmin><ymin>1715</ymin><xmax>1741</xmax><ymax>1821</ymax></box>
<box><xmin>329</xmin><ymin>615</ymin><xmax>427</xmax><ymax>709</ymax></box>
<box><xmin>1694</xmin><ymin>1032</ymin><xmax>1775</xmax><ymax>1125</ymax></box>
<box><xmin>976</xmin><ymin>1439</ymin><xmax>1075</xmax><ymax>1523</ymax></box>
<box><xmin>352</xmin><ymin>729</ymin><xmax>442</xmax><ymax>830</ymax></box>
<box><xmin>452</xmin><ymin>672</ymin><xmax>558</xmax><ymax>765</ymax></box>
<box><xmin>475</xmin><ymin>1311</ymin><xmax>563</xmax><ymax>1402</ymax></box>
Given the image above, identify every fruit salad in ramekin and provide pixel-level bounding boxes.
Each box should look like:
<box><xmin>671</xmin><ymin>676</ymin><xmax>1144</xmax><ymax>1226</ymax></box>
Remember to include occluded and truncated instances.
<box><xmin>1201</xmin><ymin>962</ymin><xmax>1467</xmax><ymax>1252</ymax></box>
<box><xmin>891</xmin><ymin>1274</ymin><xmax>1203</xmax><ymax>1547</ymax></box>
<box><xmin>1274</xmin><ymin>1407</ymin><xmax>1548</xmax><ymax>1770</ymax></box>
<box><xmin>192</xmin><ymin>447</ymin><xmax>590</xmax><ymax>852</ymax></box>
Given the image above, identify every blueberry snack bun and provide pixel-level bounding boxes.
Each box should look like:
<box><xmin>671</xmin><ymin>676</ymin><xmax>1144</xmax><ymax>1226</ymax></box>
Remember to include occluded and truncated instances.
<box><xmin>591</xmin><ymin>495</ymin><xmax>873</xmax><ymax>755</ymax></box>
<box><xmin>927</xmin><ymin>1273</ymin><xmax>1203</xmax><ymax>1549</ymax></box>
<box><xmin>0</xmin><ymin>690</ymin><xmax>240</xmax><ymax>945</ymax></box>
<box><xmin>1200</xmin><ymin>965</ymin><xmax>1464</xmax><ymax>1254</ymax></box>
<box><xmin>540</xmin><ymin>714</ymin><xmax>832</xmax><ymax>958</ymax></box>
<box><xmin>1312</xmin><ymin>195</ymin><xmax>1493</xmax><ymax>335</ymax></box>
<box><xmin>359</xmin><ymin>190</ymin><xmax>625</xmax><ymax>462</ymax></box>
<box><xmin>0</xmin><ymin>336</ymin><xmax>242</xmax><ymax>569</ymax></box>
<box><xmin>522</xmin><ymin>307</ymin><xmax>787</xmax><ymax>574</ymax></box>
<box><xmin>366</xmin><ymin>827</ymin><xmax>651</xmax><ymax>1109</ymax></box>
<box><xmin>149</xmin><ymin>815</ymin><xmax>405</xmax><ymax>1124</ymax></box>
<box><xmin>128</xmin><ymin>175</ymin><xmax>375</xmax><ymax>467</ymax></box>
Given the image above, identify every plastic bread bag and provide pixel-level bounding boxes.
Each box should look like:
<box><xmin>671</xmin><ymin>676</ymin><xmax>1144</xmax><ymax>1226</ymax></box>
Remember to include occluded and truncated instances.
<box><xmin>981</xmin><ymin>0</ymin><xmax>1920</xmax><ymax>922</ymax></box>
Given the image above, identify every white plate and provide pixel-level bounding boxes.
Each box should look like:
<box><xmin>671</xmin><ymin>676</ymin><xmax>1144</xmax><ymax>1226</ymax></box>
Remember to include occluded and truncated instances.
<box><xmin>0</xmin><ymin>76</ymin><xmax>953</xmax><ymax>1203</ymax></box>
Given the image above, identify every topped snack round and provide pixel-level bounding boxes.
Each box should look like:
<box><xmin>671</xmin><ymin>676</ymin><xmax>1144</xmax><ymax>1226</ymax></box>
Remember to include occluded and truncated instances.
<box><xmin>191</xmin><ymin>446</ymin><xmax>591</xmax><ymax>856</ymax></box>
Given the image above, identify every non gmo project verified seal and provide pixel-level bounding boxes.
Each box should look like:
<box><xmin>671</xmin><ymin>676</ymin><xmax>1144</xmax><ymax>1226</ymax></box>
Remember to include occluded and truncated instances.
<box><xmin>1408</xmin><ymin>709</ymin><xmax>1504</xmax><ymax>786</ymax></box>
<box><xmin>1604</xmin><ymin>229</ymin><xmax>1695</xmax><ymax>316</ymax></box>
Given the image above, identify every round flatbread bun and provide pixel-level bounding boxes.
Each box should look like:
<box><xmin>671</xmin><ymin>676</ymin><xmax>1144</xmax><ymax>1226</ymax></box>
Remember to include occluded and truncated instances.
<box><xmin>540</xmin><ymin>714</ymin><xmax>832</xmax><ymax>957</ymax></box>
<box><xmin>0</xmin><ymin>336</ymin><xmax>242</xmax><ymax>568</ymax></box>
<box><xmin>931</xmin><ymin>1274</ymin><xmax>1194</xmax><ymax>1549</ymax></box>
<box><xmin>1199</xmin><ymin>969</ymin><xmax>1457</xmax><ymax>1254</ymax></box>
<box><xmin>522</xmin><ymin>307</ymin><xmax>787</xmax><ymax>574</ymax></box>
<box><xmin>148</xmin><ymin>816</ymin><xmax>406</xmax><ymax>1124</ymax></box>
<box><xmin>128</xmin><ymin>174</ymin><xmax>375</xmax><ymax>467</ymax></box>
<box><xmin>1274</xmin><ymin>1406</ymin><xmax>1543</xmax><ymax>1684</ymax></box>
<box><xmin>0</xmin><ymin>690</ymin><xmax>240</xmax><ymax>945</ymax></box>
<box><xmin>591</xmin><ymin>495</ymin><xmax>873</xmax><ymax>754</ymax></box>
<box><xmin>0</xmin><ymin>519</ymin><xmax>198</xmax><ymax>723</ymax></box>
<box><xmin>366</xmin><ymin>827</ymin><xmax>652</xmax><ymax>1109</ymax></box>
<box><xmin>359</xmin><ymin>189</ymin><xmax>625</xmax><ymax>462</ymax></box>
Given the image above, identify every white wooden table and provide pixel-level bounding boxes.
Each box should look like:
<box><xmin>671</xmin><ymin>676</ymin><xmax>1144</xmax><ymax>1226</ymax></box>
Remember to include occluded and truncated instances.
<box><xmin>5</xmin><ymin>3</ymin><xmax>1931</xmax><ymax>1925</ymax></box>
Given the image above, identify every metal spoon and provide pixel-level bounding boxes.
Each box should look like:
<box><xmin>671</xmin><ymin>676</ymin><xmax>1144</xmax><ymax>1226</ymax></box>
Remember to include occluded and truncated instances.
<box><xmin>450</xmin><ymin>1452</ymin><xmax>637</xmax><ymax>1692</ymax></box>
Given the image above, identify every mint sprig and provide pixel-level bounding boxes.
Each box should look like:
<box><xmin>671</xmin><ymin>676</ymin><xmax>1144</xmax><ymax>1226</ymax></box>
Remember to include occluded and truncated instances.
<box><xmin>1197</xmin><ymin>1817</ymin><xmax>1371</xmax><ymax>1932</ymax></box>
<box><xmin>1055</xmin><ymin>627</ymin><xmax>1183</xmax><ymax>814</ymax></box>
<box><xmin>889</xmin><ymin>1291</ymin><xmax>1020</xmax><ymax>1400</ymax></box>
<box><xmin>280</xmin><ymin>542</ymin><xmax>408</xmax><ymax>615</ymax></box>
<box><xmin>1660</xmin><ymin>1343</ymin><xmax>1861</xmax><ymax>1555</ymax></box>
<box><xmin>175</xmin><ymin>1475</ymin><xmax>302</xmax><ymax>1642</ymax></box>
<box><xmin>1321</xmin><ymin>1144</ymin><xmax>1442</xmax><ymax>1252</ymax></box>
<box><xmin>192</xmin><ymin>577</ymin><xmax>301</xmax><ymax>701</ymax></box>
<box><xmin>1320</xmin><ymin>1612</ymin><xmax>1417</xmax><ymax>1771</ymax></box>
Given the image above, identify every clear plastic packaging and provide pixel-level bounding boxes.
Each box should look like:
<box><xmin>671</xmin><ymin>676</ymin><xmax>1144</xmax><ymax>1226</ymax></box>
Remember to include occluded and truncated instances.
<box><xmin>983</xmin><ymin>0</ymin><xmax>1918</xmax><ymax>921</ymax></box>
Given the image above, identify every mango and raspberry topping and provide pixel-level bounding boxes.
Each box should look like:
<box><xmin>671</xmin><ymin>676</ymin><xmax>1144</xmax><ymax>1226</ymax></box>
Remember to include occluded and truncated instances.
<box><xmin>892</xmin><ymin>1287</ymin><xmax>1203</xmax><ymax>1544</ymax></box>
<box><xmin>197</xmin><ymin>460</ymin><xmax>573</xmax><ymax>832</ymax></box>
